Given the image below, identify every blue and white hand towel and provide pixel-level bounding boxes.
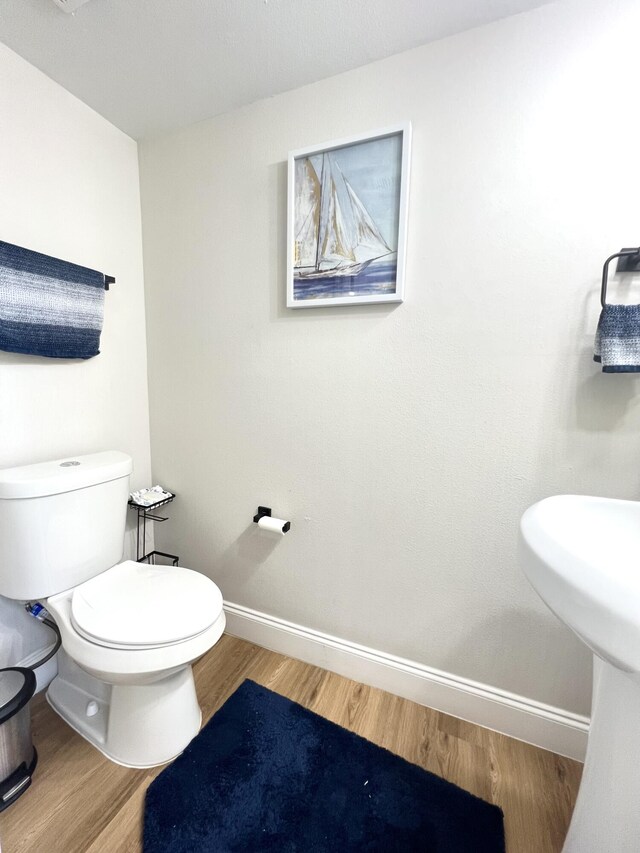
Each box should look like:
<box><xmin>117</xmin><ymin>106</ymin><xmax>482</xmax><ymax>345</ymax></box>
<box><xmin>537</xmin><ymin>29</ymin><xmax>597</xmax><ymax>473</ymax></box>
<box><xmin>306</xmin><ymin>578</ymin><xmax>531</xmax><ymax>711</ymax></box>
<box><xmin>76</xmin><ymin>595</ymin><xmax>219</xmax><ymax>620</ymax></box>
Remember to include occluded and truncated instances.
<box><xmin>594</xmin><ymin>304</ymin><xmax>640</xmax><ymax>373</ymax></box>
<box><xmin>0</xmin><ymin>241</ymin><xmax>105</xmax><ymax>359</ymax></box>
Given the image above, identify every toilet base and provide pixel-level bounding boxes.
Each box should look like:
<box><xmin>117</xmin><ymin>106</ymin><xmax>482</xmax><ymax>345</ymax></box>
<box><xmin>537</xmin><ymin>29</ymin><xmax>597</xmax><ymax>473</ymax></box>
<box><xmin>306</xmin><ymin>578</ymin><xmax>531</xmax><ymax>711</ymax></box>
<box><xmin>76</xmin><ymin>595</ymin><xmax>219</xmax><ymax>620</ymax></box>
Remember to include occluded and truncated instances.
<box><xmin>46</xmin><ymin>650</ymin><xmax>202</xmax><ymax>768</ymax></box>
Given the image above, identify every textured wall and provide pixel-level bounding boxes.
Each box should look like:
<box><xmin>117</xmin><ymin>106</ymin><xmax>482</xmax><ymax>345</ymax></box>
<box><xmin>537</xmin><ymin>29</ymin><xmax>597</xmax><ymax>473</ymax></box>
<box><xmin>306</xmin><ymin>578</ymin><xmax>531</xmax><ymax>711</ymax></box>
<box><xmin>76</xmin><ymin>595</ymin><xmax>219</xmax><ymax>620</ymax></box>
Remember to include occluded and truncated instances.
<box><xmin>0</xmin><ymin>44</ymin><xmax>152</xmax><ymax>492</ymax></box>
<box><xmin>0</xmin><ymin>44</ymin><xmax>153</xmax><ymax>668</ymax></box>
<box><xmin>140</xmin><ymin>0</ymin><xmax>640</xmax><ymax>715</ymax></box>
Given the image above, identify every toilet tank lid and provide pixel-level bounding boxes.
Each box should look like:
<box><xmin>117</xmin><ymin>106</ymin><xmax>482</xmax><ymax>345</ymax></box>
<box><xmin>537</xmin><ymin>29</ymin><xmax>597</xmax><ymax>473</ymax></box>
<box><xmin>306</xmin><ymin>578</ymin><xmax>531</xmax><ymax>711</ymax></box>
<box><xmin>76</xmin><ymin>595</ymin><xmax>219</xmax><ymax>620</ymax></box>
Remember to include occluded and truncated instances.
<box><xmin>0</xmin><ymin>451</ymin><xmax>133</xmax><ymax>499</ymax></box>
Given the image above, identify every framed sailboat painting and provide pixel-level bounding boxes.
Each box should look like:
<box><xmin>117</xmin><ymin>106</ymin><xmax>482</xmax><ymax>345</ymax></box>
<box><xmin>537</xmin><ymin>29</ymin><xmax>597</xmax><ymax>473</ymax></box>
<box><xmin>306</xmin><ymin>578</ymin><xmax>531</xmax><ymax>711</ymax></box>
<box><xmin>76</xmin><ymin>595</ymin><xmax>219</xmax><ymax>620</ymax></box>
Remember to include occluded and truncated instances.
<box><xmin>287</xmin><ymin>123</ymin><xmax>411</xmax><ymax>308</ymax></box>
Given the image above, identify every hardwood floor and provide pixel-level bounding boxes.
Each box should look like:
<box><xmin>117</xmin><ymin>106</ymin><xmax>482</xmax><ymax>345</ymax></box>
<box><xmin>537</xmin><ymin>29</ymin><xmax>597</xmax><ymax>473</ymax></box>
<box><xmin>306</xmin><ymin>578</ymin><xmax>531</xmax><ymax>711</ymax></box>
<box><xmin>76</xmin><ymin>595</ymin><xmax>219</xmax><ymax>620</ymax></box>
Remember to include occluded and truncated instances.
<box><xmin>0</xmin><ymin>635</ymin><xmax>582</xmax><ymax>852</ymax></box>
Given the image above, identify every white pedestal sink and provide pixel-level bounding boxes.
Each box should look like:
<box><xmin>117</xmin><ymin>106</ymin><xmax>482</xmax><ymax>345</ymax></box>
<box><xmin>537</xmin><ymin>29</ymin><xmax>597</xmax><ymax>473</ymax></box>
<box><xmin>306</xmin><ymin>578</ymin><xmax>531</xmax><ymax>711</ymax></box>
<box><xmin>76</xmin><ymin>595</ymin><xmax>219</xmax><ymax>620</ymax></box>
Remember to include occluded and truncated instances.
<box><xmin>520</xmin><ymin>495</ymin><xmax>640</xmax><ymax>853</ymax></box>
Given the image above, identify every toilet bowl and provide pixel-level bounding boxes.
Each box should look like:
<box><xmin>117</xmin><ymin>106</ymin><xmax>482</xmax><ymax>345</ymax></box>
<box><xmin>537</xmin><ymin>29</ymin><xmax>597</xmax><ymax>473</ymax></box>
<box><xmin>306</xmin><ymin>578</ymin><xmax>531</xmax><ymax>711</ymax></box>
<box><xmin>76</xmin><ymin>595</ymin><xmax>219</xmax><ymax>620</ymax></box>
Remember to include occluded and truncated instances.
<box><xmin>0</xmin><ymin>451</ymin><xmax>226</xmax><ymax>769</ymax></box>
<box><xmin>45</xmin><ymin>560</ymin><xmax>226</xmax><ymax>768</ymax></box>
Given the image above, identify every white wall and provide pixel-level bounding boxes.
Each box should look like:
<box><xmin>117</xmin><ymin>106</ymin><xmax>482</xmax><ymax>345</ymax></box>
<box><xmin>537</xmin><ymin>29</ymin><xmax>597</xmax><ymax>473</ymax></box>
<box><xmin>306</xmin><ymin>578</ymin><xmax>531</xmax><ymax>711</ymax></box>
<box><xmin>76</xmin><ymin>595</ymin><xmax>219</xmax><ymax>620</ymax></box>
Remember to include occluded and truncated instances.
<box><xmin>0</xmin><ymin>44</ymin><xmax>152</xmax><ymax>495</ymax></box>
<box><xmin>139</xmin><ymin>0</ymin><xmax>640</xmax><ymax>717</ymax></box>
<box><xmin>0</xmin><ymin>44</ymin><xmax>152</xmax><ymax>676</ymax></box>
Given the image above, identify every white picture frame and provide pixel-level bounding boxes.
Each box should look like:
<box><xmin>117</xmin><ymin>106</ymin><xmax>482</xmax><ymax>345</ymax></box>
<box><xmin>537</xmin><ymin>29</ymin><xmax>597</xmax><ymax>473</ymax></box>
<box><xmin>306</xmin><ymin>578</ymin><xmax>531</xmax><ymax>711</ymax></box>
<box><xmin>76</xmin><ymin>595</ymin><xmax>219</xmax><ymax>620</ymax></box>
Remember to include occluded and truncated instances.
<box><xmin>286</xmin><ymin>122</ymin><xmax>411</xmax><ymax>309</ymax></box>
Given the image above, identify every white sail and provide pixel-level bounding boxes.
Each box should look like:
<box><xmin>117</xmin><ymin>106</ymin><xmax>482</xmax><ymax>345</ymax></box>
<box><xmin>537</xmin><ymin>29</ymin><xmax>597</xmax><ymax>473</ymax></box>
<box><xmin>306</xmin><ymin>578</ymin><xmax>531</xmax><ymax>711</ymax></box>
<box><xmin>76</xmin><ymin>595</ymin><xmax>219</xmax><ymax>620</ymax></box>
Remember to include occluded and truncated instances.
<box><xmin>294</xmin><ymin>159</ymin><xmax>320</xmax><ymax>269</ymax></box>
<box><xmin>317</xmin><ymin>157</ymin><xmax>355</xmax><ymax>270</ymax></box>
<box><xmin>344</xmin><ymin>179</ymin><xmax>391</xmax><ymax>263</ymax></box>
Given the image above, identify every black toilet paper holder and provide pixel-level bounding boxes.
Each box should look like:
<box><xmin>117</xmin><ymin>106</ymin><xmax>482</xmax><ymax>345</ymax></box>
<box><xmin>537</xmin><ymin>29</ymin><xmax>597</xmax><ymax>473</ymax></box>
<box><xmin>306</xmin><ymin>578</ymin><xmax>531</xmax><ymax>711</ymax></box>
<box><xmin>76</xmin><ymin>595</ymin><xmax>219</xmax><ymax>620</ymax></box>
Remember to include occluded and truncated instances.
<box><xmin>253</xmin><ymin>506</ymin><xmax>291</xmax><ymax>533</ymax></box>
<box><xmin>253</xmin><ymin>506</ymin><xmax>272</xmax><ymax>523</ymax></box>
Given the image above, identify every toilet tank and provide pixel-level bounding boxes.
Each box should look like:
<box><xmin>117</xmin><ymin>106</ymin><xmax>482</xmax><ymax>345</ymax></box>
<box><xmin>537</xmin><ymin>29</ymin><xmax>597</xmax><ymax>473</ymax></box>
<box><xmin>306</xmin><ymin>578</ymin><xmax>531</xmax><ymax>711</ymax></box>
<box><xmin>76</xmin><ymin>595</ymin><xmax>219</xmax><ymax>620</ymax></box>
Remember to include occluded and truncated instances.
<box><xmin>0</xmin><ymin>451</ymin><xmax>133</xmax><ymax>600</ymax></box>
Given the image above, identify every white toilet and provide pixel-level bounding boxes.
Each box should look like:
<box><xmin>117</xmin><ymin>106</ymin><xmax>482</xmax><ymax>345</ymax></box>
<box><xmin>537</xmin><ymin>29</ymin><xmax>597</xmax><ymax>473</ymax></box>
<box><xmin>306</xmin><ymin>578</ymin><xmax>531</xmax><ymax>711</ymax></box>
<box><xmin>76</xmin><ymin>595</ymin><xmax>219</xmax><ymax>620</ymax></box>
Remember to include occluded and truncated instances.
<box><xmin>0</xmin><ymin>451</ymin><xmax>226</xmax><ymax>768</ymax></box>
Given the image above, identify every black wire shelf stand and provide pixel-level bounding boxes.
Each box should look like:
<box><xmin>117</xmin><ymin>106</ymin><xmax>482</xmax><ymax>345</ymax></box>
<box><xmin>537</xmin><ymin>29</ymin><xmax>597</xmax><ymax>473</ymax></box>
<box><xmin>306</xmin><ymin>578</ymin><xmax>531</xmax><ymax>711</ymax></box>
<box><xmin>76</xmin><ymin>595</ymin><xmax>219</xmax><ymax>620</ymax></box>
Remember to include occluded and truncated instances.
<box><xmin>127</xmin><ymin>492</ymin><xmax>179</xmax><ymax>566</ymax></box>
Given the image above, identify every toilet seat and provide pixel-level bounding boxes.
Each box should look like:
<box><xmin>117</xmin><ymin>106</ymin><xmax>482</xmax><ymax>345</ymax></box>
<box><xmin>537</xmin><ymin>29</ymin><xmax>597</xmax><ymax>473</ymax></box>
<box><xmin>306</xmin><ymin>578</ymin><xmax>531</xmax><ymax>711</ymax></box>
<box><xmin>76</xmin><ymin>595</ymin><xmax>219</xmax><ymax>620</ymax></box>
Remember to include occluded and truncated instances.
<box><xmin>70</xmin><ymin>560</ymin><xmax>223</xmax><ymax>650</ymax></box>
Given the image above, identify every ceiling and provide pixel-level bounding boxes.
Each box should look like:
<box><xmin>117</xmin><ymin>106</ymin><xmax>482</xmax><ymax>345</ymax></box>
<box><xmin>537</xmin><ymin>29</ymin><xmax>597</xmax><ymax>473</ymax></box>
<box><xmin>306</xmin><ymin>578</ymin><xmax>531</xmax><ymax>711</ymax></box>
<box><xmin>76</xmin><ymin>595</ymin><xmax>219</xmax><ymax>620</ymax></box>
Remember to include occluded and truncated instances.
<box><xmin>0</xmin><ymin>0</ymin><xmax>553</xmax><ymax>139</ymax></box>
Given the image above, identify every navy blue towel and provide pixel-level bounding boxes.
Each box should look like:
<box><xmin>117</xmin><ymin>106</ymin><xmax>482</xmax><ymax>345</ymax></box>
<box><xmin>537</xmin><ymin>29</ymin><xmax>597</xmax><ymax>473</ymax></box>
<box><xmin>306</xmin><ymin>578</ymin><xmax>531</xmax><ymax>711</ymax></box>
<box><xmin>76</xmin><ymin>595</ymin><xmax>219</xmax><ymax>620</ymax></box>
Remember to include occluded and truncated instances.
<box><xmin>0</xmin><ymin>241</ymin><xmax>105</xmax><ymax>359</ymax></box>
<box><xmin>594</xmin><ymin>304</ymin><xmax>640</xmax><ymax>372</ymax></box>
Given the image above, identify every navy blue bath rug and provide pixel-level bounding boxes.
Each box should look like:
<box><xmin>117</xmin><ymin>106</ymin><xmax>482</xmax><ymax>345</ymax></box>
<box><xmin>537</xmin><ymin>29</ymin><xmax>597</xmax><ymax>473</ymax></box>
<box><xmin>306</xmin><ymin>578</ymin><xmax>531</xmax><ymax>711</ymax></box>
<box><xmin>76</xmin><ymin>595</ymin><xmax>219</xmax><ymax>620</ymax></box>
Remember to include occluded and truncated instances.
<box><xmin>143</xmin><ymin>679</ymin><xmax>505</xmax><ymax>852</ymax></box>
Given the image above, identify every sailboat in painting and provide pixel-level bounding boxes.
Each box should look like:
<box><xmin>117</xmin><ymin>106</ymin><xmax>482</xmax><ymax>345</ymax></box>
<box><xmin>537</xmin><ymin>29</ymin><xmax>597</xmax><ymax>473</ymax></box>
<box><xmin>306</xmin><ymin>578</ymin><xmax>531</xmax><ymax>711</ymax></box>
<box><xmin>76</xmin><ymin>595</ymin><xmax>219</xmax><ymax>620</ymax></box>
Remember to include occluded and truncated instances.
<box><xmin>294</xmin><ymin>153</ymin><xmax>393</xmax><ymax>281</ymax></box>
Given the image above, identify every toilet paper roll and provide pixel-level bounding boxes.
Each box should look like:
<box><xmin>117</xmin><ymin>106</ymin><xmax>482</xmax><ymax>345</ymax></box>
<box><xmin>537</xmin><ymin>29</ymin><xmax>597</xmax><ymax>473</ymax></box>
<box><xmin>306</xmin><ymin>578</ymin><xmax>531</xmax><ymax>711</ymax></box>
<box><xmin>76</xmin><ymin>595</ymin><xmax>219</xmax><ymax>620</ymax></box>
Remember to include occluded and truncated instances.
<box><xmin>258</xmin><ymin>515</ymin><xmax>290</xmax><ymax>535</ymax></box>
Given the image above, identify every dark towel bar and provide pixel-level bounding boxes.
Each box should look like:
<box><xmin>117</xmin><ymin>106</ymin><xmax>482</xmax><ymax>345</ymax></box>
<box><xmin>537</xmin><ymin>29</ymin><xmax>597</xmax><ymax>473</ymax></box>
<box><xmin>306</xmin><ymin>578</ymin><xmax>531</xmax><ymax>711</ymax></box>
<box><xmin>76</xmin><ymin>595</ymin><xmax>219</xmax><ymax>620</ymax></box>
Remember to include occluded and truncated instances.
<box><xmin>600</xmin><ymin>248</ymin><xmax>640</xmax><ymax>307</ymax></box>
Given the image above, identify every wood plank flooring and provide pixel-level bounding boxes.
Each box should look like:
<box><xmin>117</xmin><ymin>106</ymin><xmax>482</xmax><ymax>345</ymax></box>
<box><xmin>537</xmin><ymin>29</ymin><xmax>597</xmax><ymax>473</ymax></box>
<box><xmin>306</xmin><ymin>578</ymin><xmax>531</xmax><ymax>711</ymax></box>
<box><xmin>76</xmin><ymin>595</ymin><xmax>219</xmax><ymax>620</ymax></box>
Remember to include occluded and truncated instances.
<box><xmin>0</xmin><ymin>635</ymin><xmax>582</xmax><ymax>852</ymax></box>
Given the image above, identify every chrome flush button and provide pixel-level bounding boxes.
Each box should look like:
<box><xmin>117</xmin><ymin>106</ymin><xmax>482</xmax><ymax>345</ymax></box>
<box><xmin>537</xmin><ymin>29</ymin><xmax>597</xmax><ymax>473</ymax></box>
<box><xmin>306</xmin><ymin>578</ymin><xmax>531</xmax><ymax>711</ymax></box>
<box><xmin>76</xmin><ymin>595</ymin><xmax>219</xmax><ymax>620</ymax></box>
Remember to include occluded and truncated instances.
<box><xmin>60</xmin><ymin>461</ymin><xmax>81</xmax><ymax>467</ymax></box>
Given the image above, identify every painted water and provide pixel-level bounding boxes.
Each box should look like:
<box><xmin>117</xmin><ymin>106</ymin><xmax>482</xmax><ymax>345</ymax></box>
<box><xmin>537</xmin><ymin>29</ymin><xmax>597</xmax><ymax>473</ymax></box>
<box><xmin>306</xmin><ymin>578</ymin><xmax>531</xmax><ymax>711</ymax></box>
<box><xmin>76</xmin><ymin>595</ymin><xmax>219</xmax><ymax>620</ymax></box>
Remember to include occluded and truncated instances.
<box><xmin>293</xmin><ymin>259</ymin><xmax>397</xmax><ymax>301</ymax></box>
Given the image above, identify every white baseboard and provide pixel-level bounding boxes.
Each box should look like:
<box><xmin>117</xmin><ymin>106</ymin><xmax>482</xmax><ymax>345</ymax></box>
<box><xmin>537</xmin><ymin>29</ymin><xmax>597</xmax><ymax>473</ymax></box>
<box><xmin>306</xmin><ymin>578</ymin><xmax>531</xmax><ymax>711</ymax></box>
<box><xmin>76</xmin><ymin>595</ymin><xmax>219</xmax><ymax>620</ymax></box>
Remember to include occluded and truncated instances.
<box><xmin>223</xmin><ymin>601</ymin><xmax>589</xmax><ymax>762</ymax></box>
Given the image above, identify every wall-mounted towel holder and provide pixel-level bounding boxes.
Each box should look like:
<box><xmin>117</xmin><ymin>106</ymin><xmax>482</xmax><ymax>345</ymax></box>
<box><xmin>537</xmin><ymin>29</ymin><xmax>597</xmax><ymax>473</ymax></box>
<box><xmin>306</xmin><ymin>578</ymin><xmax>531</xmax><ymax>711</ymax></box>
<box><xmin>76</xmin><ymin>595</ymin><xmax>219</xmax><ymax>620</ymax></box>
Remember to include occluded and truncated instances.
<box><xmin>1</xmin><ymin>240</ymin><xmax>115</xmax><ymax>291</ymax></box>
<box><xmin>600</xmin><ymin>248</ymin><xmax>640</xmax><ymax>307</ymax></box>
